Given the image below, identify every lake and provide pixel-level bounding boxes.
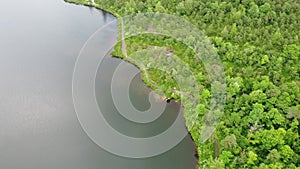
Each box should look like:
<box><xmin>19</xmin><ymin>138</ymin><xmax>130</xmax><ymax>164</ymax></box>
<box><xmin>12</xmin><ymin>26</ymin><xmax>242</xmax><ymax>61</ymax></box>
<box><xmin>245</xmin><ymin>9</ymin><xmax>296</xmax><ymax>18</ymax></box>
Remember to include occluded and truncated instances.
<box><xmin>0</xmin><ymin>0</ymin><xmax>197</xmax><ymax>168</ymax></box>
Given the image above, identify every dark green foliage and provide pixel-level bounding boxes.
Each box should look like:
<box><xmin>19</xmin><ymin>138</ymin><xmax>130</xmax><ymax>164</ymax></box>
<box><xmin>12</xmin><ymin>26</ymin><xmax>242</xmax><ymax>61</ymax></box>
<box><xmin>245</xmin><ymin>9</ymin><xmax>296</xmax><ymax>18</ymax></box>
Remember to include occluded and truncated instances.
<box><xmin>66</xmin><ymin>0</ymin><xmax>300</xmax><ymax>168</ymax></box>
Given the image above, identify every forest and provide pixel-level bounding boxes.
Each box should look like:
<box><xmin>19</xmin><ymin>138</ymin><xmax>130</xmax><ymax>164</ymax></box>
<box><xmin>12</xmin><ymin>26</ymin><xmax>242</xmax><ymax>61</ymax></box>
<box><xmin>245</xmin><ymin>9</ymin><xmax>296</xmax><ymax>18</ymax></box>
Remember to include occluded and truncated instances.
<box><xmin>66</xmin><ymin>0</ymin><xmax>300</xmax><ymax>168</ymax></box>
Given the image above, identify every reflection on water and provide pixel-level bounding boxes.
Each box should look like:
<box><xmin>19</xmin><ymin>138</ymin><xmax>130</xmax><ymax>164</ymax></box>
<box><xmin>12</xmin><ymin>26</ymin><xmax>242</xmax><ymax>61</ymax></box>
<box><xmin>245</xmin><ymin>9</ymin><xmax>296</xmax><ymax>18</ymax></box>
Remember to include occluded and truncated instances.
<box><xmin>0</xmin><ymin>0</ymin><xmax>197</xmax><ymax>168</ymax></box>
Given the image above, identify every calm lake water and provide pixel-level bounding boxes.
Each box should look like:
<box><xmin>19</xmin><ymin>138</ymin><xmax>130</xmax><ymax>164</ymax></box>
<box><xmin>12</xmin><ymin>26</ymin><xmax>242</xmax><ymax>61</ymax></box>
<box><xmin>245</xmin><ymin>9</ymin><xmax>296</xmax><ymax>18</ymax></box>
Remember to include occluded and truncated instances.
<box><xmin>0</xmin><ymin>0</ymin><xmax>197</xmax><ymax>168</ymax></box>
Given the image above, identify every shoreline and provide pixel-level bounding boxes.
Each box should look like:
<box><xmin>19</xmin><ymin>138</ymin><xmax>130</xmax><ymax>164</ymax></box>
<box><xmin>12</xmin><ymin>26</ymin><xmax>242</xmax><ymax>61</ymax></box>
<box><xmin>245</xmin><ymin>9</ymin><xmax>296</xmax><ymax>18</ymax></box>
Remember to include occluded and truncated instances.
<box><xmin>65</xmin><ymin>0</ymin><xmax>200</xmax><ymax>166</ymax></box>
<box><xmin>63</xmin><ymin>1</ymin><xmax>300</xmax><ymax>168</ymax></box>
<box><xmin>65</xmin><ymin>0</ymin><xmax>121</xmax><ymax>19</ymax></box>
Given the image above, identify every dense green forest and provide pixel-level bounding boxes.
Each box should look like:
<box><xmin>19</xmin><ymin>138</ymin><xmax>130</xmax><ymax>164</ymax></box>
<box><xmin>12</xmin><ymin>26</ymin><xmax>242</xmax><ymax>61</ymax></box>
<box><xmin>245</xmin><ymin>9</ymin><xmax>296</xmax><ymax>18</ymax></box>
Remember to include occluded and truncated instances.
<box><xmin>66</xmin><ymin>0</ymin><xmax>300</xmax><ymax>168</ymax></box>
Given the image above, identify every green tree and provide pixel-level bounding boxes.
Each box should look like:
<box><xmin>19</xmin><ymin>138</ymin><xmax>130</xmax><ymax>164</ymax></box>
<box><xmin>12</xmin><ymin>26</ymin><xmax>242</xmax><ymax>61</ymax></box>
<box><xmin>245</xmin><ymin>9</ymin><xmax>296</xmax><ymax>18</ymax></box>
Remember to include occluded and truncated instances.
<box><xmin>286</xmin><ymin>106</ymin><xmax>300</xmax><ymax>120</ymax></box>
<box><xmin>221</xmin><ymin>134</ymin><xmax>237</xmax><ymax>149</ymax></box>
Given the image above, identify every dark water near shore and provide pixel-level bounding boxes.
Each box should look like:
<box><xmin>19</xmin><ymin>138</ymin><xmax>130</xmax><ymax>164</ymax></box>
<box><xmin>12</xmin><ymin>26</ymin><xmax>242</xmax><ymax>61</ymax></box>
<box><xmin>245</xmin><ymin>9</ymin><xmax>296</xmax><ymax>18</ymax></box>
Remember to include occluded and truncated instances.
<box><xmin>0</xmin><ymin>0</ymin><xmax>197</xmax><ymax>168</ymax></box>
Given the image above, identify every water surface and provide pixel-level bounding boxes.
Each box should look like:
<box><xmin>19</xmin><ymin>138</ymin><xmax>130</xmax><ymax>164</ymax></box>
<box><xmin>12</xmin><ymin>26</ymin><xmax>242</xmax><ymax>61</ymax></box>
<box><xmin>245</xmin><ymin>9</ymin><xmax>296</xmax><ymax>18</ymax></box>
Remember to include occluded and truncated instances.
<box><xmin>0</xmin><ymin>0</ymin><xmax>197</xmax><ymax>168</ymax></box>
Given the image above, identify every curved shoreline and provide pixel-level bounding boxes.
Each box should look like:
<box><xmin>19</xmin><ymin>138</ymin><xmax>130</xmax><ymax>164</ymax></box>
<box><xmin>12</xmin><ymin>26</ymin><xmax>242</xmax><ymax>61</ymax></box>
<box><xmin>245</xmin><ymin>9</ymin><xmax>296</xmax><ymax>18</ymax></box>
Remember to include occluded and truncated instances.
<box><xmin>65</xmin><ymin>0</ymin><xmax>200</xmax><ymax>167</ymax></box>
<box><xmin>63</xmin><ymin>1</ymin><xmax>300</xmax><ymax>168</ymax></box>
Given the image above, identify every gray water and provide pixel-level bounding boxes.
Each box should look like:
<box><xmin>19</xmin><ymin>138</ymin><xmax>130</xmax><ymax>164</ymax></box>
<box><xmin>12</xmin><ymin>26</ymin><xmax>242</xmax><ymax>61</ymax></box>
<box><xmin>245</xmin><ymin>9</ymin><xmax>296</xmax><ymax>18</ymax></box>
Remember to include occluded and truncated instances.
<box><xmin>0</xmin><ymin>0</ymin><xmax>197</xmax><ymax>168</ymax></box>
